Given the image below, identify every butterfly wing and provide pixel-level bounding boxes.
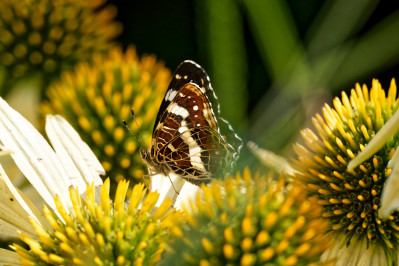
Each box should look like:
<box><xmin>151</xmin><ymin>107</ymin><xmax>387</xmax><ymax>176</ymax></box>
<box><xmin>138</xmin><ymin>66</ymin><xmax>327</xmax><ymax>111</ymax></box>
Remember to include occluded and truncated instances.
<box><xmin>152</xmin><ymin>60</ymin><xmax>242</xmax><ymax>170</ymax></box>
<box><xmin>151</xmin><ymin>83</ymin><xmax>234</xmax><ymax>183</ymax></box>
<box><xmin>153</xmin><ymin>60</ymin><xmax>212</xmax><ymax>132</ymax></box>
<box><xmin>163</xmin><ymin>127</ymin><xmax>232</xmax><ymax>184</ymax></box>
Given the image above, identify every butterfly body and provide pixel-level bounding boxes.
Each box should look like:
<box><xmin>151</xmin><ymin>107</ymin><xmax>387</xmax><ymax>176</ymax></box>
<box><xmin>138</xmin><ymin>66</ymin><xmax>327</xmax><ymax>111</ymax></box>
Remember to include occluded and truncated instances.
<box><xmin>144</xmin><ymin>61</ymin><xmax>241</xmax><ymax>185</ymax></box>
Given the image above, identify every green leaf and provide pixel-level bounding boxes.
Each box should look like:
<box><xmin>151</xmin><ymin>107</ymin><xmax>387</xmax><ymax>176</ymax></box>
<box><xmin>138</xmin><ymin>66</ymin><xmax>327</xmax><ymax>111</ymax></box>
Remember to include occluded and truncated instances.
<box><xmin>196</xmin><ymin>0</ymin><xmax>247</xmax><ymax>126</ymax></box>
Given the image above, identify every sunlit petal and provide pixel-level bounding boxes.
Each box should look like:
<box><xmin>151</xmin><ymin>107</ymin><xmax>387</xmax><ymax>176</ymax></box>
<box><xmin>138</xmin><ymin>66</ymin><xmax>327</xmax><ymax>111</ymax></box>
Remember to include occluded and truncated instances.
<box><xmin>0</xmin><ymin>98</ymin><xmax>72</xmax><ymax>210</ymax></box>
<box><xmin>45</xmin><ymin>115</ymin><xmax>104</xmax><ymax>192</ymax></box>
<box><xmin>348</xmin><ymin>109</ymin><xmax>399</xmax><ymax>171</ymax></box>
<box><xmin>0</xmin><ymin>248</ymin><xmax>21</xmax><ymax>265</ymax></box>
<box><xmin>247</xmin><ymin>141</ymin><xmax>296</xmax><ymax>175</ymax></box>
<box><xmin>0</xmin><ymin>164</ymin><xmax>39</xmax><ymax>238</ymax></box>
<box><xmin>379</xmin><ymin>163</ymin><xmax>399</xmax><ymax>217</ymax></box>
<box><xmin>173</xmin><ymin>181</ymin><xmax>202</xmax><ymax>211</ymax></box>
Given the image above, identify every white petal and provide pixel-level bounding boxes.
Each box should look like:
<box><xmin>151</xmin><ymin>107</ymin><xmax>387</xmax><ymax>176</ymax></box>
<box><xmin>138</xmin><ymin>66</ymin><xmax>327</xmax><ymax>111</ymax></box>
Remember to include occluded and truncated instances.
<box><xmin>173</xmin><ymin>181</ymin><xmax>202</xmax><ymax>211</ymax></box>
<box><xmin>0</xmin><ymin>164</ymin><xmax>39</xmax><ymax>238</ymax></box>
<box><xmin>379</xmin><ymin>163</ymin><xmax>399</xmax><ymax>218</ymax></box>
<box><xmin>348</xmin><ymin>110</ymin><xmax>399</xmax><ymax>171</ymax></box>
<box><xmin>150</xmin><ymin>173</ymin><xmax>184</xmax><ymax>207</ymax></box>
<box><xmin>321</xmin><ymin>234</ymin><xmax>388</xmax><ymax>266</ymax></box>
<box><xmin>247</xmin><ymin>141</ymin><xmax>296</xmax><ymax>176</ymax></box>
<box><xmin>0</xmin><ymin>248</ymin><xmax>22</xmax><ymax>265</ymax></box>
<box><xmin>0</xmin><ymin>145</ymin><xmax>11</xmax><ymax>157</ymax></box>
<box><xmin>0</xmin><ymin>98</ymin><xmax>72</xmax><ymax>210</ymax></box>
<box><xmin>45</xmin><ymin>115</ymin><xmax>103</xmax><ymax>194</ymax></box>
<box><xmin>388</xmin><ymin>145</ymin><xmax>399</xmax><ymax>169</ymax></box>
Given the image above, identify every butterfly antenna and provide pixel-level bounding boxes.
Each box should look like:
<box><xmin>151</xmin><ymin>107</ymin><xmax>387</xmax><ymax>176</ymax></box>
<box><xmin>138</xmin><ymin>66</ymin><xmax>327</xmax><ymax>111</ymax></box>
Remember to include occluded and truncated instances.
<box><xmin>123</xmin><ymin>117</ymin><xmax>147</xmax><ymax>185</ymax></box>
<box><xmin>130</xmin><ymin>109</ymin><xmax>147</xmax><ymax>147</ymax></box>
<box><xmin>122</xmin><ymin>119</ymin><xmax>144</xmax><ymax>149</ymax></box>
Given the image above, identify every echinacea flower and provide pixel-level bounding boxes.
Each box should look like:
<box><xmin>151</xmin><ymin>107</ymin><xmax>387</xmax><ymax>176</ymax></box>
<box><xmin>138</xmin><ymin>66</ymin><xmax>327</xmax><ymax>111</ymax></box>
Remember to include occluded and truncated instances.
<box><xmin>0</xmin><ymin>0</ymin><xmax>122</xmax><ymax>95</ymax></box>
<box><xmin>348</xmin><ymin>92</ymin><xmax>399</xmax><ymax>219</ymax></box>
<box><xmin>162</xmin><ymin>169</ymin><xmax>330</xmax><ymax>266</ymax></box>
<box><xmin>292</xmin><ymin>79</ymin><xmax>399</xmax><ymax>265</ymax></box>
<box><xmin>42</xmin><ymin>46</ymin><xmax>171</xmax><ymax>192</ymax></box>
<box><xmin>11</xmin><ymin>178</ymin><xmax>181</xmax><ymax>265</ymax></box>
<box><xmin>0</xmin><ymin>98</ymin><xmax>181</xmax><ymax>265</ymax></box>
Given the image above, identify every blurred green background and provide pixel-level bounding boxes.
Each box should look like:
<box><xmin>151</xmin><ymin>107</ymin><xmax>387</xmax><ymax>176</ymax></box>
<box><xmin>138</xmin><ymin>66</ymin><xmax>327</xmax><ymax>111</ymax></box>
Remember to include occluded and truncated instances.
<box><xmin>2</xmin><ymin>0</ymin><xmax>399</xmax><ymax>169</ymax></box>
<box><xmin>107</xmin><ymin>0</ymin><xmax>399</xmax><ymax>165</ymax></box>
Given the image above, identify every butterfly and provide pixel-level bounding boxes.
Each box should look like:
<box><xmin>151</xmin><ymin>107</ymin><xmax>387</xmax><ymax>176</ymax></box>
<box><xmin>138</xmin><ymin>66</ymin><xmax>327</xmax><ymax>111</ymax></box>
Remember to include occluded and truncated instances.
<box><xmin>140</xmin><ymin>60</ymin><xmax>242</xmax><ymax>185</ymax></box>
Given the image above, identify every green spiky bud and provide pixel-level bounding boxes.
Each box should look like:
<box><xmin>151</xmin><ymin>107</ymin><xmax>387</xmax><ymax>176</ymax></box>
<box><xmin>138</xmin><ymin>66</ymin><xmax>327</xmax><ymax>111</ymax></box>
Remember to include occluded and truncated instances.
<box><xmin>162</xmin><ymin>169</ymin><xmax>330</xmax><ymax>266</ymax></box>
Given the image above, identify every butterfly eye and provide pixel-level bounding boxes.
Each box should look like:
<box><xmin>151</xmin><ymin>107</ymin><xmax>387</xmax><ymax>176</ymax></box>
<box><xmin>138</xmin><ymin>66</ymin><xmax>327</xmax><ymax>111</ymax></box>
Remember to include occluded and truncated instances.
<box><xmin>139</xmin><ymin>148</ymin><xmax>147</xmax><ymax>158</ymax></box>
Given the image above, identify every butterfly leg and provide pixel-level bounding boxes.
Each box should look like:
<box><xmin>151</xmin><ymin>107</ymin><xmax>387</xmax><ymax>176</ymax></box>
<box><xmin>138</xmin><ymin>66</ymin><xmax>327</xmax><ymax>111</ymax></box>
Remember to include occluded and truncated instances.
<box><xmin>166</xmin><ymin>173</ymin><xmax>180</xmax><ymax>195</ymax></box>
<box><xmin>143</xmin><ymin>173</ymin><xmax>159</xmax><ymax>177</ymax></box>
<box><xmin>143</xmin><ymin>172</ymin><xmax>158</xmax><ymax>188</ymax></box>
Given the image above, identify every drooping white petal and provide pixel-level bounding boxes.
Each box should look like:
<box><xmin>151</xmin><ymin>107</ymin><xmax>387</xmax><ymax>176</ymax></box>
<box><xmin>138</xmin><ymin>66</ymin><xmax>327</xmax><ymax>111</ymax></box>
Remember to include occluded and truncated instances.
<box><xmin>247</xmin><ymin>141</ymin><xmax>296</xmax><ymax>176</ymax></box>
<box><xmin>149</xmin><ymin>171</ymin><xmax>203</xmax><ymax>210</ymax></box>
<box><xmin>321</xmin><ymin>234</ymin><xmax>388</xmax><ymax>266</ymax></box>
<box><xmin>0</xmin><ymin>144</ymin><xmax>11</xmax><ymax>157</ymax></box>
<box><xmin>0</xmin><ymin>164</ymin><xmax>40</xmax><ymax>238</ymax></box>
<box><xmin>0</xmin><ymin>98</ymin><xmax>71</xmax><ymax>210</ymax></box>
<box><xmin>379</xmin><ymin>162</ymin><xmax>399</xmax><ymax>217</ymax></box>
<box><xmin>345</xmin><ymin>109</ymin><xmax>399</xmax><ymax>218</ymax></box>
<box><xmin>388</xmin><ymin>145</ymin><xmax>399</xmax><ymax>169</ymax></box>
<box><xmin>150</xmin><ymin>173</ymin><xmax>184</xmax><ymax>207</ymax></box>
<box><xmin>0</xmin><ymin>248</ymin><xmax>22</xmax><ymax>265</ymax></box>
<box><xmin>380</xmin><ymin>137</ymin><xmax>399</xmax><ymax>217</ymax></box>
<box><xmin>174</xmin><ymin>180</ymin><xmax>202</xmax><ymax>211</ymax></box>
<box><xmin>347</xmin><ymin>109</ymin><xmax>399</xmax><ymax>171</ymax></box>
<box><xmin>45</xmin><ymin>115</ymin><xmax>104</xmax><ymax>194</ymax></box>
<box><xmin>0</xmin><ymin>99</ymin><xmax>105</xmax><ymax>212</ymax></box>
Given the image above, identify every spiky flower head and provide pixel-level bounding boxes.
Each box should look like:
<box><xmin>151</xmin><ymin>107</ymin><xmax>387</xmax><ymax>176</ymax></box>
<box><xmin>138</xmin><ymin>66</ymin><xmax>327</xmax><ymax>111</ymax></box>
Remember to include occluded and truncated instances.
<box><xmin>11</xmin><ymin>178</ymin><xmax>182</xmax><ymax>265</ymax></box>
<box><xmin>292</xmin><ymin>79</ymin><xmax>399</xmax><ymax>264</ymax></box>
<box><xmin>0</xmin><ymin>0</ymin><xmax>122</xmax><ymax>95</ymax></box>
<box><xmin>162</xmin><ymin>169</ymin><xmax>330</xmax><ymax>266</ymax></box>
<box><xmin>42</xmin><ymin>46</ymin><xmax>171</xmax><ymax>191</ymax></box>
<box><xmin>0</xmin><ymin>96</ymin><xmax>182</xmax><ymax>265</ymax></box>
